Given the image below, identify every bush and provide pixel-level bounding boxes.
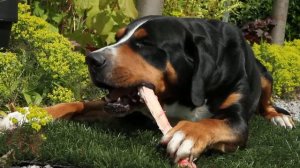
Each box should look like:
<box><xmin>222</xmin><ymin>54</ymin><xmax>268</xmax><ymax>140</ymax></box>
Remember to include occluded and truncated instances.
<box><xmin>16</xmin><ymin>106</ymin><xmax>53</xmax><ymax>132</ymax></box>
<box><xmin>163</xmin><ymin>0</ymin><xmax>242</xmax><ymax>19</ymax></box>
<box><xmin>230</xmin><ymin>0</ymin><xmax>300</xmax><ymax>41</ymax></box>
<box><xmin>0</xmin><ymin>4</ymin><xmax>104</xmax><ymax>108</ymax></box>
<box><xmin>241</xmin><ymin>18</ymin><xmax>275</xmax><ymax>44</ymax></box>
<box><xmin>47</xmin><ymin>86</ymin><xmax>75</xmax><ymax>104</ymax></box>
<box><xmin>0</xmin><ymin>52</ymin><xmax>23</xmax><ymax>106</ymax></box>
<box><xmin>229</xmin><ymin>0</ymin><xmax>272</xmax><ymax>26</ymax></box>
<box><xmin>252</xmin><ymin>40</ymin><xmax>300</xmax><ymax>98</ymax></box>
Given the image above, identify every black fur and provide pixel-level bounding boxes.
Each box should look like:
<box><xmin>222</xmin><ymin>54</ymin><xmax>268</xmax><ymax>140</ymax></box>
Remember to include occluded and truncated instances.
<box><xmin>87</xmin><ymin>16</ymin><xmax>276</xmax><ymax>146</ymax></box>
<box><xmin>129</xmin><ymin>16</ymin><xmax>263</xmax><ymax>143</ymax></box>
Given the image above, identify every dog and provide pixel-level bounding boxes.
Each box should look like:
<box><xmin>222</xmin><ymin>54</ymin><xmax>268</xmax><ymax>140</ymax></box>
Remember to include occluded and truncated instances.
<box><xmin>45</xmin><ymin>16</ymin><xmax>295</xmax><ymax>162</ymax></box>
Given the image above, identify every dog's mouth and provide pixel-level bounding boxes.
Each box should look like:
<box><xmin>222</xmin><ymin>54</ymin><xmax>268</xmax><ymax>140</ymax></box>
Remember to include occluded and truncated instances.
<box><xmin>102</xmin><ymin>83</ymin><xmax>155</xmax><ymax>116</ymax></box>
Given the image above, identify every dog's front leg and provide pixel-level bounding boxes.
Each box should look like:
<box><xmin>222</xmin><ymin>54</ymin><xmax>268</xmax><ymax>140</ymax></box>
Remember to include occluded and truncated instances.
<box><xmin>45</xmin><ymin>100</ymin><xmax>109</xmax><ymax>120</ymax></box>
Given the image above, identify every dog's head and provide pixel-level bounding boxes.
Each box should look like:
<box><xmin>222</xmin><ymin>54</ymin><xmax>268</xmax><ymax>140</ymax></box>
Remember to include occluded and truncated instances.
<box><xmin>86</xmin><ymin>16</ymin><xmax>205</xmax><ymax>108</ymax></box>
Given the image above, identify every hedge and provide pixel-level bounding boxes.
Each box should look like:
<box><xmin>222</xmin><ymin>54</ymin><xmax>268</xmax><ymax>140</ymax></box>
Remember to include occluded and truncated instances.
<box><xmin>253</xmin><ymin>40</ymin><xmax>300</xmax><ymax>98</ymax></box>
<box><xmin>0</xmin><ymin>4</ymin><xmax>103</xmax><ymax>108</ymax></box>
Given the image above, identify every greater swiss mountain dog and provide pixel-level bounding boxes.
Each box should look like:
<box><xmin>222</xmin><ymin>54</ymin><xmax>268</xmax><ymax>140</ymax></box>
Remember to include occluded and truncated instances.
<box><xmin>46</xmin><ymin>16</ymin><xmax>295</xmax><ymax>163</ymax></box>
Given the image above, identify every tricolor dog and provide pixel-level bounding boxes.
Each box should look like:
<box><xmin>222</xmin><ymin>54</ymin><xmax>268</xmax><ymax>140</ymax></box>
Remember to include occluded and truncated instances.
<box><xmin>42</xmin><ymin>16</ymin><xmax>296</xmax><ymax>162</ymax></box>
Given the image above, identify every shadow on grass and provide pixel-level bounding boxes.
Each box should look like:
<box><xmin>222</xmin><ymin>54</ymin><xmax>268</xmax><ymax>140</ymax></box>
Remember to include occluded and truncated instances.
<box><xmin>0</xmin><ymin>115</ymin><xmax>299</xmax><ymax>168</ymax></box>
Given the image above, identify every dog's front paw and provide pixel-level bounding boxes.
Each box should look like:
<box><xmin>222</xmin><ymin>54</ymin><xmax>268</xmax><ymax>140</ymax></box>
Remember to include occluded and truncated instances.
<box><xmin>270</xmin><ymin>114</ymin><xmax>295</xmax><ymax>129</ymax></box>
<box><xmin>160</xmin><ymin>121</ymin><xmax>205</xmax><ymax>163</ymax></box>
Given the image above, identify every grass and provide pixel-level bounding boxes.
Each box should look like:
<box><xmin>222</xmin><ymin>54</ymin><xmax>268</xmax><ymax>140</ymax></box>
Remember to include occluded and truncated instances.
<box><xmin>0</xmin><ymin>115</ymin><xmax>299</xmax><ymax>168</ymax></box>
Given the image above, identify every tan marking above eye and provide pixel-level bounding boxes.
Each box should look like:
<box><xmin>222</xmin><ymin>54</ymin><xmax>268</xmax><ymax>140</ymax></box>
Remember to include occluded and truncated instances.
<box><xmin>134</xmin><ymin>28</ymin><xmax>148</xmax><ymax>39</ymax></box>
<box><xmin>115</xmin><ymin>27</ymin><xmax>127</xmax><ymax>40</ymax></box>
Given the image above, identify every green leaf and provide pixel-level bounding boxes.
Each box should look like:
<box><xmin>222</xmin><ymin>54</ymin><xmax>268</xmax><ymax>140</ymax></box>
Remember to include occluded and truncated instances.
<box><xmin>99</xmin><ymin>0</ymin><xmax>110</xmax><ymax>9</ymax></box>
<box><xmin>52</xmin><ymin>13</ymin><xmax>65</xmax><ymax>24</ymax></box>
<box><xmin>106</xmin><ymin>32</ymin><xmax>116</xmax><ymax>44</ymax></box>
<box><xmin>11</xmin><ymin>118</ymin><xmax>18</xmax><ymax>124</ymax></box>
<box><xmin>93</xmin><ymin>12</ymin><xmax>115</xmax><ymax>35</ymax></box>
<box><xmin>31</xmin><ymin>122</ymin><xmax>42</xmax><ymax>132</ymax></box>
<box><xmin>118</xmin><ymin>0</ymin><xmax>138</xmax><ymax>18</ymax></box>
<box><xmin>112</xmin><ymin>11</ymin><xmax>128</xmax><ymax>26</ymax></box>
<box><xmin>86</xmin><ymin>3</ymin><xmax>101</xmax><ymax>28</ymax></box>
<box><xmin>9</xmin><ymin>82</ymin><xmax>19</xmax><ymax>94</ymax></box>
<box><xmin>47</xmin><ymin>24</ymin><xmax>59</xmax><ymax>33</ymax></box>
<box><xmin>32</xmin><ymin>1</ymin><xmax>46</xmax><ymax>18</ymax></box>
<box><xmin>67</xmin><ymin>30</ymin><xmax>94</xmax><ymax>47</ymax></box>
<box><xmin>22</xmin><ymin>91</ymin><xmax>43</xmax><ymax>106</ymax></box>
<box><xmin>74</xmin><ymin>0</ymin><xmax>99</xmax><ymax>14</ymax></box>
<box><xmin>101</xmin><ymin>17</ymin><xmax>115</xmax><ymax>35</ymax></box>
<box><xmin>0</xmin><ymin>111</ymin><xmax>7</xmax><ymax>117</ymax></box>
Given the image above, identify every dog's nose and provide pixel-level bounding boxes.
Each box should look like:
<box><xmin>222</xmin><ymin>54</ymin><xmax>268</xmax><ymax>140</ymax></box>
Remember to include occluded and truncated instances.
<box><xmin>86</xmin><ymin>52</ymin><xmax>106</xmax><ymax>68</ymax></box>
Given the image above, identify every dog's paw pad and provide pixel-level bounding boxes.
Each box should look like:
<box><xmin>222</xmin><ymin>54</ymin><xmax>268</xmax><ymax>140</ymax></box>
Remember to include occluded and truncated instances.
<box><xmin>270</xmin><ymin>115</ymin><xmax>295</xmax><ymax>129</ymax></box>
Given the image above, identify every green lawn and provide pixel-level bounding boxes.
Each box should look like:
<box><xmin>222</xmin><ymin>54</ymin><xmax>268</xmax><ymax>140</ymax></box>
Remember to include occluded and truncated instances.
<box><xmin>0</xmin><ymin>115</ymin><xmax>299</xmax><ymax>168</ymax></box>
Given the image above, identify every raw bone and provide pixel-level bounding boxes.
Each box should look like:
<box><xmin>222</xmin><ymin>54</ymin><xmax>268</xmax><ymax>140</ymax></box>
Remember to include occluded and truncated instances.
<box><xmin>138</xmin><ymin>86</ymin><xmax>197</xmax><ymax>168</ymax></box>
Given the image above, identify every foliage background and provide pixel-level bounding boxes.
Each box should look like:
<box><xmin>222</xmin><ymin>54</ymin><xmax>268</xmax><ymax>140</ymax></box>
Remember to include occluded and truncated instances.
<box><xmin>230</xmin><ymin>0</ymin><xmax>300</xmax><ymax>41</ymax></box>
<box><xmin>163</xmin><ymin>0</ymin><xmax>242</xmax><ymax>19</ymax></box>
<box><xmin>1</xmin><ymin>0</ymin><xmax>299</xmax><ymax>109</ymax></box>
<box><xmin>27</xmin><ymin>0</ymin><xmax>138</xmax><ymax>51</ymax></box>
<box><xmin>164</xmin><ymin>0</ymin><xmax>300</xmax><ymax>41</ymax></box>
<box><xmin>0</xmin><ymin>4</ymin><xmax>104</xmax><ymax>109</ymax></box>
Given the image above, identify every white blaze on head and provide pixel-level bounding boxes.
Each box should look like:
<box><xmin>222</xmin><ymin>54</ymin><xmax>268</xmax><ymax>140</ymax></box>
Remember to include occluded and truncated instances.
<box><xmin>92</xmin><ymin>20</ymin><xmax>149</xmax><ymax>55</ymax></box>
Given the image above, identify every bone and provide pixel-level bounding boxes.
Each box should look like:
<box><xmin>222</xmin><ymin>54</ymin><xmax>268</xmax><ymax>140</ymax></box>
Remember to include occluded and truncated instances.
<box><xmin>138</xmin><ymin>86</ymin><xmax>197</xmax><ymax>168</ymax></box>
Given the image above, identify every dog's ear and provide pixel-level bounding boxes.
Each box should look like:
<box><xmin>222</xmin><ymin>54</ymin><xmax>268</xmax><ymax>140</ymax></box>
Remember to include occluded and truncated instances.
<box><xmin>190</xmin><ymin>36</ymin><xmax>207</xmax><ymax>106</ymax></box>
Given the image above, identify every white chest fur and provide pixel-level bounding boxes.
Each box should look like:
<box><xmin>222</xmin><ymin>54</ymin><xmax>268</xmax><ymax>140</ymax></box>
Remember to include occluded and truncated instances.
<box><xmin>164</xmin><ymin>102</ymin><xmax>213</xmax><ymax>122</ymax></box>
<box><xmin>129</xmin><ymin>102</ymin><xmax>214</xmax><ymax>126</ymax></box>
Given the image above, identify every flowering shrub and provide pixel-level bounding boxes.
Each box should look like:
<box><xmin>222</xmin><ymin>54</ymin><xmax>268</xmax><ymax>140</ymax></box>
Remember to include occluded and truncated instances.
<box><xmin>253</xmin><ymin>40</ymin><xmax>300</xmax><ymax>98</ymax></box>
<box><xmin>16</xmin><ymin>106</ymin><xmax>53</xmax><ymax>132</ymax></box>
<box><xmin>47</xmin><ymin>86</ymin><xmax>75</xmax><ymax>104</ymax></box>
<box><xmin>0</xmin><ymin>3</ymin><xmax>103</xmax><ymax>107</ymax></box>
<box><xmin>1</xmin><ymin>106</ymin><xmax>52</xmax><ymax>158</ymax></box>
<box><xmin>12</xmin><ymin>3</ymin><xmax>88</xmax><ymax>85</ymax></box>
<box><xmin>0</xmin><ymin>52</ymin><xmax>23</xmax><ymax>106</ymax></box>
